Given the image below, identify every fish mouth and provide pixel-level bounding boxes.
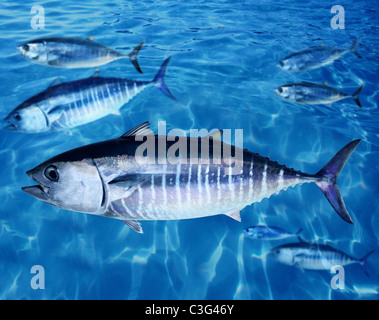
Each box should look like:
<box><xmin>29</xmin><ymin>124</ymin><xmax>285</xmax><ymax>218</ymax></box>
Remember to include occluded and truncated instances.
<box><xmin>3</xmin><ymin>115</ymin><xmax>16</xmax><ymax>131</ymax></box>
<box><xmin>22</xmin><ymin>170</ymin><xmax>51</xmax><ymax>202</ymax></box>
<box><xmin>22</xmin><ymin>185</ymin><xmax>51</xmax><ymax>202</ymax></box>
<box><xmin>3</xmin><ymin>123</ymin><xmax>17</xmax><ymax>131</ymax></box>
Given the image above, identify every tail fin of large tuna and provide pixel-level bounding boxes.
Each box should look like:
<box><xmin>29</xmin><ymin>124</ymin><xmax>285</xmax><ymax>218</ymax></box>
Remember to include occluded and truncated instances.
<box><xmin>152</xmin><ymin>56</ymin><xmax>177</xmax><ymax>100</ymax></box>
<box><xmin>350</xmin><ymin>37</ymin><xmax>362</xmax><ymax>58</ymax></box>
<box><xmin>315</xmin><ymin>139</ymin><xmax>361</xmax><ymax>224</ymax></box>
<box><xmin>128</xmin><ymin>41</ymin><xmax>145</xmax><ymax>74</ymax></box>
<box><xmin>352</xmin><ymin>85</ymin><xmax>364</xmax><ymax>108</ymax></box>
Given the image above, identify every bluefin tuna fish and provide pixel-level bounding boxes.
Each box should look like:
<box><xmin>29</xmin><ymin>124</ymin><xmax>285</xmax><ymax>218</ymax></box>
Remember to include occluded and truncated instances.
<box><xmin>4</xmin><ymin>58</ymin><xmax>175</xmax><ymax>133</ymax></box>
<box><xmin>22</xmin><ymin>122</ymin><xmax>361</xmax><ymax>234</ymax></box>
<box><xmin>269</xmin><ymin>242</ymin><xmax>374</xmax><ymax>275</ymax></box>
<box><xmin>275</xmin><ymin>82</ymin><xmax>363</xmax><ymax>108</ymax></box>
<box><xmin>17</xmin><ymin>36</ymin><xmax>145</xmax><ymax>73</ymax></box>
<box><xmin>244</xmin><ymin>225</ymin><xmax>302</xmax><ymax>241</ymax></box>
<box><xmin>278</xmin><ymin>38</ymin><xmax>361</xmax><ymax>72</ymax></box>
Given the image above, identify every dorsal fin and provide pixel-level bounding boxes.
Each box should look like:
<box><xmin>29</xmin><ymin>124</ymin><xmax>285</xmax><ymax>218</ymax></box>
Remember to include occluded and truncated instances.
<box><xmin>120</xmin><ymin>121</ymin><xmax>152</xmax><ymax>139</ymax></box>
<box><xmin>203</xmin><ymin>129</ymin><xmax>223</xmax><ymax>141</ymax></box>
<box><xmin>91</xmin><ymin>70</ymin><xmax>100</xmax><ymax>78</ymax></box>
<box><xmin>48</xmin><ymin>77</ymin><xmax>62</xmax><ymax>88</ymax></box>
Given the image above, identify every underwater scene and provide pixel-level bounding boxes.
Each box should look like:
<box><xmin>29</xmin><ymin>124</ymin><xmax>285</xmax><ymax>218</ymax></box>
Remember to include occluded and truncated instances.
<box><xmin>0</xmin><ymin>0</ymin><xmax>378</xmax><ymax>300</ymax></box>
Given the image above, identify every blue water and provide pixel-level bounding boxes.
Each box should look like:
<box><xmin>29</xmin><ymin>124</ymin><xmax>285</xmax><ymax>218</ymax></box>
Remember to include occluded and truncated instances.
<box><xmin>0</xmin><ymin>0</ymin><xmax>378</xmax><ymax>300</ymax></box>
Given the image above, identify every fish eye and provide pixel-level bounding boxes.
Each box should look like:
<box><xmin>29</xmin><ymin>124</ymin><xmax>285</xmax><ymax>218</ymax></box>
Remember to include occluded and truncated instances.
<box><xmin>23</xmin><ymin>44</ymin><xmax>30</xmax><ymax>52</ymax></box>
<box><xmin>278</xmin><ymin>87</ymin><xmax>283</xmax><ymax>93</ymax></box>
<box><xmin>13</xmin><ymin>113</ymin><xmax>21</xmax><ymax>121</ymax></box>
<box><xmin>44</xmin><ymin>165</ymin><xmax>59</xmax><ymax>182</ymax></box>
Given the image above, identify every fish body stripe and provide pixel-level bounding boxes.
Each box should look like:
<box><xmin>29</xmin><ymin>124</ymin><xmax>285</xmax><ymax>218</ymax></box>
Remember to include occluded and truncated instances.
<box><xmin>33</xmin><ymin>78</ymin><xmax>150</xmax><ymax>130</ymax></box>
<box><xmin>77</xmin><ymin>140</ymin><xmax>320</xmax><ymax>221</ymax></box>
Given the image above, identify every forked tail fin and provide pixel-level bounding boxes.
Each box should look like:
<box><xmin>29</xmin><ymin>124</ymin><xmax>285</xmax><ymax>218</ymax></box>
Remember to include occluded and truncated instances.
<box><xmin>315</xmin><ymin>139</ymin><xmax>361</xmax><ymax>224</ymax></box>
<box><xmin>128</xmin><ymin>41</ymin><xmax>145</xmax><ymax>74</ymax></box>
<box><xmin>352</xmin><ymin>85</ymin><xmax>364</xmax><ymax>108</ymax></box>
<box><xmin>152</xmin><ymin>56</ymin><xmax>177</xmax><ymax>100</ymax></box>
<box><xmin>350</xmin><ymin>37</ymin><xmax>362</xmax><ymax>58</ymax></box>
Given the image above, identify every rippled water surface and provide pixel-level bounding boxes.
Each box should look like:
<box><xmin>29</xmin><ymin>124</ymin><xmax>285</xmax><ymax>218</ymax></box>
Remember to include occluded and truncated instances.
<box><xmin>0</xmin><ymin>0</ymin><xmax>378</xmax><ymax>299</ymax></box>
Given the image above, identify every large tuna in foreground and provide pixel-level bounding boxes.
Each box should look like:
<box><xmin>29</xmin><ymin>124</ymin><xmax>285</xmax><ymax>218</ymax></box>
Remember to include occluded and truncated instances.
<box><xmin>22</xmin><ymin>122</ymin><xmax>361</xmax><ymax>233</ymax></box>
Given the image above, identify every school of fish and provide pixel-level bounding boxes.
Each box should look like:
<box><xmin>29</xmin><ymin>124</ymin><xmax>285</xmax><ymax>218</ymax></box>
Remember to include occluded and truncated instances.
<box><xmin>3</xmin><ymin>34</ymin><xmax>373</xmax><ymax>273</ymax></box>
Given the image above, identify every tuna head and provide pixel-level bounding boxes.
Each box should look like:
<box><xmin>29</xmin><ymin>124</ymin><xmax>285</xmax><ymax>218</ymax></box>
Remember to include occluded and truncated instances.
<box><xmin>268</xmin><ymin>246</ymin><xmax>294</xmax><ymax>266</ymax></box>
<box><xmin>17</xmin><ymin>41</ymin><xmax>48</xmax><ymax>64</ymax></box>
<box><xmin>274</xmin><ymin>85</ymin><xmax>293</xmax><ymax>101</ymax></box>
<box><xmin>4</xmin><ymin>104</ymin><xmax>49</xmax><ymax>133</ymax></box>
<box><xmin>277</xmin><ymin>59</ymin><xmax>296</xmax><ymax>72</ymax></box>
<box><xmin>22</xmin><ymin>159</ymin><xmax>105</xmax><ymax>214</ymax></box>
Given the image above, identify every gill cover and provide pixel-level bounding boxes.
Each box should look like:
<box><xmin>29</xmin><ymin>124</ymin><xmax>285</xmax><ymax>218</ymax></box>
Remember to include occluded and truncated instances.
<box><xmin>23</xmin><ymin>159</ymin><xmax>105</xmax><ymax>214</ymax></box>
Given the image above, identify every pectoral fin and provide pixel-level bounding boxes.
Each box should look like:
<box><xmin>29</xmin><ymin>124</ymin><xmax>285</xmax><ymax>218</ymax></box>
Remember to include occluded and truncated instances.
<box><xmin>46</xmin><ymin>104</ymin><xmax>72</xmax><ymax>127</ymax></box>
<box><xmin>107</xmin><ymin>174</ymin><xmax>146</xmax><ymax>203</ymax></box>
<box><xmin>108</xmin><ymin>174</ymin><xmax>145</xmax><ymax>187</ymax></box>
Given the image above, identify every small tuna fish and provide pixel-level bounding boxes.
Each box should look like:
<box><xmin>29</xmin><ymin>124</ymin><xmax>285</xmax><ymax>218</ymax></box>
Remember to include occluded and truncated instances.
<box><xmin>22</xmin><ymin>121</ymin><xmax>361</xmax><ymax>234</ymax></box>
<box><xmin>244</xmin><ymin>225</ymin><xmax>302</xmax><ymax>241</ymax></box>
<box><xmin>17</xmin><ymin>36</ymin><xmax>145</xmax><ymax>73</ymax></box>
<box><xmin>278</xmin><ymin>38</ymin><xmax>361</xmax><ymax>72</ymax></box>
<box><xmin>275</xmin><ymin>82</ymin><xmax>363</xmax><ymax>108</ymax></box>
<box><xmin>269</xmin><ymin>242</ymin><xmax>374</xmax><ymax>275</ymax></box>
<box><xmin>4</xmin><ymin>57</ymin><xmax>175</xmax><ymax>133</ymax></box>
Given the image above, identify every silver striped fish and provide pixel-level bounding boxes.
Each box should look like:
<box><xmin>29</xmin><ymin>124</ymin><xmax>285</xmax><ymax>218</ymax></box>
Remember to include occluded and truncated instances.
<box><xmin>17</xmin><ymin>36</ymin><xmax>145</xmax><ymax>73</ymax></box>
<box><xmin>269</xmin><ymin>242</ymin><xmax>374</xmax><ymax>275</ymax></box>
<box><xmin>22</xmin><ymin>122</ymin><xmax>361</xmax><ymax>234</ymax></box>
<box><xmin>277</xmin><ymin>38</ymin><xmax>361</xmax><ymax>72</ymax></box>
<box><xmin>4</xmin><ymin>58</ymin><xmax>175</xmax><ymax>133</ymax></box>
<box><xmin>244</xmin><ymin>225</ymin><xmax>303</xmax><ymax>241</ymax></box>
<box><xmin>275</xmin><ymin>82</ymin><xmax>363</xmax><ymax>108</ymax></box>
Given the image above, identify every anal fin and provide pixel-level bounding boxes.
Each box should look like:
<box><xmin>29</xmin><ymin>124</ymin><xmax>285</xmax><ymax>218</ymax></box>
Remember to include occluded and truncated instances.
<box><xmin>224</xmin><ymin>209</ymin><xmax>242</xmax><ymax>222</ymax></box>
<box><xmin>122</xmin><ymin>219</ymin><xmax>143</xmax><ymax>234</ymax></box>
